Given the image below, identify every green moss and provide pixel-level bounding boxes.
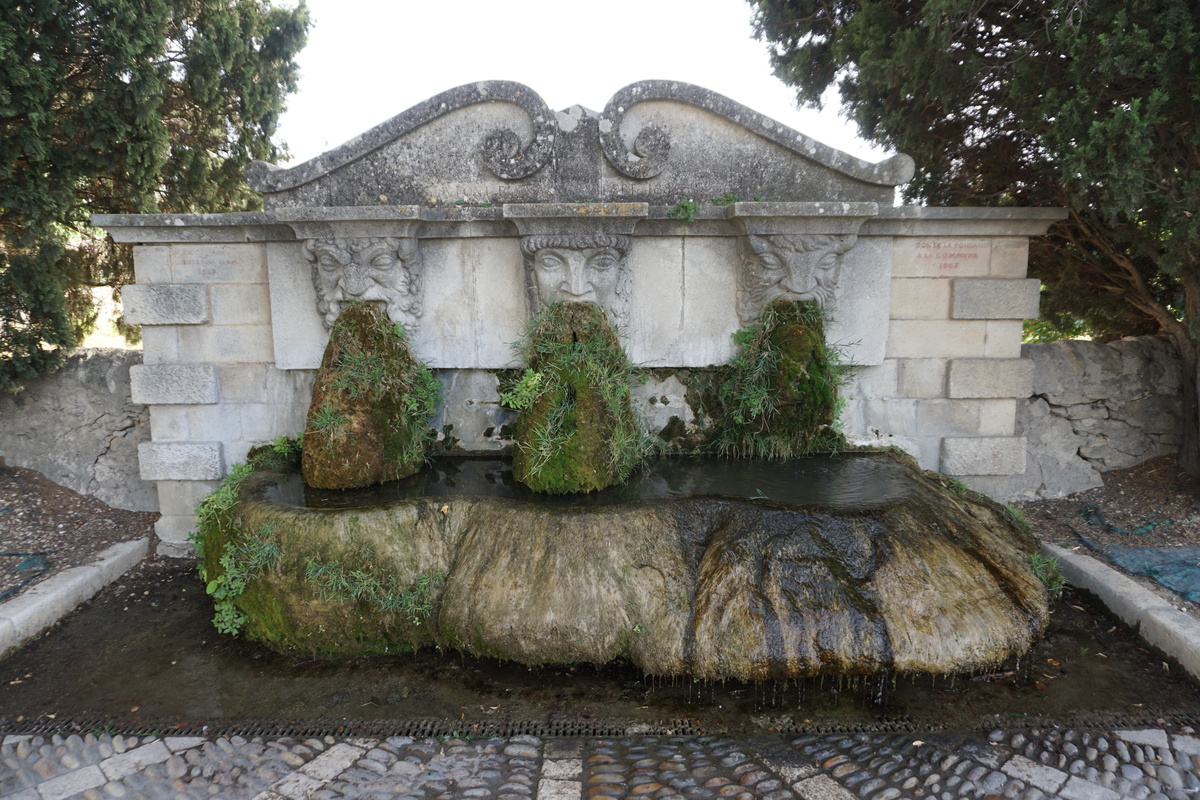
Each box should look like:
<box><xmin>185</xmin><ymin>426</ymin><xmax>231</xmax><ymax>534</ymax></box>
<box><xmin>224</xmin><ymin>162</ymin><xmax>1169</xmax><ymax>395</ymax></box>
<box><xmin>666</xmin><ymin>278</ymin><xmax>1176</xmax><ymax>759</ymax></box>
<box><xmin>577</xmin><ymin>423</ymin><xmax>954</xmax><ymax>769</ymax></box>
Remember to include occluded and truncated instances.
<box><xmin>510</xmin><ymin>302</ymin><xmax>649</xmax><ymax>493</ymax></box>
<box><xmin>713</xmin><ymin>299</ymin><xmax>846</xmax><ymax>458</ymax></box>
<box><xmin>301</xmin><ymin>303</ymin><xmax>440</xmax><ymax>489</ymax></box>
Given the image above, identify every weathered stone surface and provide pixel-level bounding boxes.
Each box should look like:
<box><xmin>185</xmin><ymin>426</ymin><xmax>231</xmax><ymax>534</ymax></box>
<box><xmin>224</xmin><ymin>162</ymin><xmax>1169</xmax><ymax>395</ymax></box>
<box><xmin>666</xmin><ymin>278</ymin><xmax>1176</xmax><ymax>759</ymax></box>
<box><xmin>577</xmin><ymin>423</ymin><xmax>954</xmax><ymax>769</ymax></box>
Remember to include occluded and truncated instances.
<box><xmin>941</xmin><ymin>436</ymin><xmax>1027</xmax><ymax>476</ymax></box>
<box><xmin>301</xmin><ymin>303</ymin><xmax>438</xmax><ymax>489</ymax></box>
<box><xmin>951</xmin><ymin>278</ymin><xmax>1041</xmax><ymax>320</ymax></box>
<box><xmin>138</xmin><ymin>441</ymin><xmax>224</xmax><ymax>481</ymax></box>
<box><xmin>947</xmin><ymin>358</ymin><xmax>1033</xmax><ymax>399</ymax></box>
<box><xmin>245</xmin><ymin>81</ymin><xmax>912</xmax><ymax>209</ymax></box>
<box><xmin>0</xmin><ymin>349</ymin><xmax>156</xmax><ymax>511</ymax></box>
<box><xmin>212</xmin><ymin>454</ymin><xmax>1048</xmax><ymax>678</ymax></box>
<box><xmin>122</xmin><ymin>284</ymin><xmax>209</xmax><ymax>326</ymax></box>
<box><xmin>130</xmin><ymin>363</ymin><xmax>219</xmax><ymax>405</ymax></box>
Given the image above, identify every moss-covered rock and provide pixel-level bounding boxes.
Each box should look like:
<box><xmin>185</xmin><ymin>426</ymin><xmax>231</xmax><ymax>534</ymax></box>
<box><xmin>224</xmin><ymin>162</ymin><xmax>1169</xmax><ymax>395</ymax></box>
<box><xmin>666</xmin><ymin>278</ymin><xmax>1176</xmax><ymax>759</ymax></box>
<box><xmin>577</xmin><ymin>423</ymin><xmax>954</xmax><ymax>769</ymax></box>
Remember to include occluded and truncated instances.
<box><xmin>508</xmin><ymin>302</ymin><xmax>644</xmax><ymax>493</ymax></box>
<box><xmin>197</xmin><ymin>451</ymin><xmax>1049</xmax><ymax>678</ymax></box>
<box><xmin>715</xmin><ymin>298</ymin><xmax>842</xmax><ymax>458</ymax></box>
<box><xmin>301</xmin><ymin>303</ymin><xmax>440</xmax><ymax>489</ymax></box>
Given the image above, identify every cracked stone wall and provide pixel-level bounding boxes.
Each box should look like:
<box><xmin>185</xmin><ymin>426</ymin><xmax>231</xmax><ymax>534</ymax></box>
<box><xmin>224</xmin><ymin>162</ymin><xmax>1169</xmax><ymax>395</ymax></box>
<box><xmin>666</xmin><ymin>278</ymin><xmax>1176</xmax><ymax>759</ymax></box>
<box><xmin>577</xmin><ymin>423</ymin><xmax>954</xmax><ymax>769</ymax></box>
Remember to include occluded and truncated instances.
<box><xmin>0</xmin><ymin>348</ymin><xmax>156</xmax><ymax>511</ymax></box>
<box><xmin>1004</xmin><ymin>336</ymin><xmax>1182</xmax><ymax>500</ymax></box>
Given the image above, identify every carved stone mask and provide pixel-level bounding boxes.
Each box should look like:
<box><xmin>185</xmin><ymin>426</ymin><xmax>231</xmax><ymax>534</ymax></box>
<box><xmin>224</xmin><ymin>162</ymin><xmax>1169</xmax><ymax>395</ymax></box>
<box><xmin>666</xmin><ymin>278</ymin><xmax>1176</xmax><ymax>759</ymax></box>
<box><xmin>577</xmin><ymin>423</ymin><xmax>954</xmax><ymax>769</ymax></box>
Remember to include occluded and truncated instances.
<box><xmin>738</xmin><ymin>234</ymin><xmax>856</xmax><ymax>325</ymax></box>
<box><xmin>521</xmin><ymin>234</ymin><xmax>632</xmax><ymax>327</ymax></box>
<box><xmin>304</xmin><ymin>236</ymin><xmax>422</xmax><ymax>331</ymax></box>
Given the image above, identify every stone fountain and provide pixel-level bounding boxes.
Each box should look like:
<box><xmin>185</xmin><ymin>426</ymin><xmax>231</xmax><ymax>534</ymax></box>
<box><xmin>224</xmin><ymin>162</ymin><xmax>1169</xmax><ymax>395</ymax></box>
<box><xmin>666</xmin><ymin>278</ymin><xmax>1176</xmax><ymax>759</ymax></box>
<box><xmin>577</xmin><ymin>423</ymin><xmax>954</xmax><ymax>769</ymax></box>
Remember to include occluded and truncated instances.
<box><xmin>94</xmin><ymin>81</ymin><xmax>1064</xmax><ymax>678</ymax></box>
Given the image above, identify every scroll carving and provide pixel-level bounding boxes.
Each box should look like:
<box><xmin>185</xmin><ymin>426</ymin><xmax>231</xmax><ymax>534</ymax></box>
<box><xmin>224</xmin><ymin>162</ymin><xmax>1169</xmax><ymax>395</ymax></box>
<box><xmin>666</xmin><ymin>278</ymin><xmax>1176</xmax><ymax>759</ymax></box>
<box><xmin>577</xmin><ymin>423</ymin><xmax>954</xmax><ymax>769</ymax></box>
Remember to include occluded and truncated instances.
<box><xmin>521</xmin><ymin>234</ymin><xmax>632</xmax><ymax>329</ymax></box>
<box><xmin>304</xmin><ymin>237</ymin><xmax>423</xmax><ymax>332</ymax></box>
<box><xmin>738</xmin><ymin>234</ymin><xmax>857</xmax><ymax>326</ymax></box>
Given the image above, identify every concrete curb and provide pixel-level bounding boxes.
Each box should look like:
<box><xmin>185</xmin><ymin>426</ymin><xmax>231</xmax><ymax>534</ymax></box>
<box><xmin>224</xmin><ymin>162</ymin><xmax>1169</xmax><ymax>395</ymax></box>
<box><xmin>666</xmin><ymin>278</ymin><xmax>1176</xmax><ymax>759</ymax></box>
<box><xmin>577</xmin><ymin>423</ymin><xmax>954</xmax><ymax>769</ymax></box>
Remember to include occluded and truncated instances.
<box><xmin>0</xmin><ymin>537</ymin><xmax>149</xmax><ymax>659</ymax></box>
<box><xmin>1043</xmin><ymin>542</ymin><xmax>1200</xmax><ymax>682</ymax></box>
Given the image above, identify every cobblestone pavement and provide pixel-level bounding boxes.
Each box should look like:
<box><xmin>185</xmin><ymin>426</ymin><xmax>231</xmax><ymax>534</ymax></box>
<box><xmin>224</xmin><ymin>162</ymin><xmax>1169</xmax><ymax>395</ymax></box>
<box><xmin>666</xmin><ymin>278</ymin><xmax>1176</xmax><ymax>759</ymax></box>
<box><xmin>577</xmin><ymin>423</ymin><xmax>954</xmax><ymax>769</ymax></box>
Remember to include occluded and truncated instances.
<box><xmin>4</xmin><ymin>727</ymin><xmax>1200</xmax><ymax>800</ymax></box>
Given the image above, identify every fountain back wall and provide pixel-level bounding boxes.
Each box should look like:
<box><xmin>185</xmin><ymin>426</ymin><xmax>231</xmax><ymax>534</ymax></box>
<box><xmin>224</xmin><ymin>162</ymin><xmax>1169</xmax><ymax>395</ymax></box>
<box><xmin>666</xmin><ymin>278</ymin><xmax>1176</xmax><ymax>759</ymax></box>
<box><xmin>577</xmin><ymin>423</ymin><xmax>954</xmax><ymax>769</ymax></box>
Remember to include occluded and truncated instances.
<box><xmin>94</xmin><ymin>80</ymin><xmax>1064</xmax><ymax>556</ymax></box>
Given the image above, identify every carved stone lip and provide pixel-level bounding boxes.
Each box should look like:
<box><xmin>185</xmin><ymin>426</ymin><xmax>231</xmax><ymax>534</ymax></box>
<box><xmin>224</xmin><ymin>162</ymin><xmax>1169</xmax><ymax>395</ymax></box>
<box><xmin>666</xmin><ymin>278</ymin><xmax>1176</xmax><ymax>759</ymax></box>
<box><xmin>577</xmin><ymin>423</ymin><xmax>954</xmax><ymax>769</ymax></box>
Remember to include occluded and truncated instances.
<box><xmin>505</xmin><ymin>203</ymin><xmax>649</xmax><ymax>237</ymax></box>
<box><xmin>728</xmin><ymin>201</ymin><xmax>880</xmax><ymax>236</ymax></box>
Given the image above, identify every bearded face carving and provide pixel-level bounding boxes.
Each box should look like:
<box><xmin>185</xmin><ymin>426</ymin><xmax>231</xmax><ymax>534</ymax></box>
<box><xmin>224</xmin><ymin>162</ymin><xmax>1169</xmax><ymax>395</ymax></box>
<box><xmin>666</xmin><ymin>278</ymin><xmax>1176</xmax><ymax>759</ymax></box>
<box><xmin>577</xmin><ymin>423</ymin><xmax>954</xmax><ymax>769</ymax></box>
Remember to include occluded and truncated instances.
<box><xmin>304</xmin><ymin>237</ymin><xmax>422</xmax><ymax>331</ymax></box>
<box><xmin>738</xmin><ymin>234</ymin><xmax>856</xmax><ymax>326</ymax></box>
<box><xmin>520</xmin><ymin>234</ymin><xmax>632</xmax><ymax>328</ymax></box>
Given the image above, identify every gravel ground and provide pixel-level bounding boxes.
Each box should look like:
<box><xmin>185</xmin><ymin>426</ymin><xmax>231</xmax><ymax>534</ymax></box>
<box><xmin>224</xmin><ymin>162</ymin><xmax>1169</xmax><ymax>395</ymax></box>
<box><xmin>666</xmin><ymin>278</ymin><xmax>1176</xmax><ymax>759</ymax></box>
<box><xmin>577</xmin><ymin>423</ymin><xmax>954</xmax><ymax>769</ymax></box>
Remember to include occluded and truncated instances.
<box><xmin>0</xmin><ymin>459</ymin><xmax>158</xmax><ymax>600</ymax></box>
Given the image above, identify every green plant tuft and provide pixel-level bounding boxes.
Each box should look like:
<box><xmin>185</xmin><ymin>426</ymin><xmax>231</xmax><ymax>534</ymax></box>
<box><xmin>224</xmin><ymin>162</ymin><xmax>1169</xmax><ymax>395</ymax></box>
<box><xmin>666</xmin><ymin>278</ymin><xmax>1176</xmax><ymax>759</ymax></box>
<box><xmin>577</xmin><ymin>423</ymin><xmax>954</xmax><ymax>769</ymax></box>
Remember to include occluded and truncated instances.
<box><xmin>712</xmin><ymin>191</ymin><xmax>739</xmax><ymax>206</ymax></box>
<box><xmin>1004</xmin><ymin>504</ymin><xmax>1033</xmax><ymax>534</ymax></box>
<box><xmin>712</xmin><ymin>299</ymin><xmax>846</xmax><ymax>458</ymax></box>
<box><xmin>668</xmin><ymin>199</ymin><xmax>698</xmax><ymax>224</ymax></box>
<box><xmin>304</xmin><ymin>557</ymin><xmax>446</xmax><ymax>625</ymax></box>
<box><xmin>1030</xmin><ymin>552</ymin><xmax>1068</xmax><ymax>599</ymax></box>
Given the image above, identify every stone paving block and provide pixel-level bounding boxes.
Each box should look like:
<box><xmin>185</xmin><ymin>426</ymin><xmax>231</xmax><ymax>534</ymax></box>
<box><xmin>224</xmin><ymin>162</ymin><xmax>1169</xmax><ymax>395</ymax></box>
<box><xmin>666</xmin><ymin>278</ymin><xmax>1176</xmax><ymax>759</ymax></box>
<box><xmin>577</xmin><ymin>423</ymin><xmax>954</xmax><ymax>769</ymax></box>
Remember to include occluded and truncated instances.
<box><xmin>947</xmin><ymin>358</ymin><xmax>1032</xmax><ymax>399</ymax></box>
<box><xmin>122</xmin><ymin>284</ymin><xmax>209</xmax><ymax>325</ymax></box>
<box><xmin>99</xmin><ymin>740</ymin><xmax>172</xmax><ymax>781</ymax></box>
<box><xmin>300</xmin><ymin>743</ymin><xmax>364</xmax><ymax>781</ymax></box>
<box><xmin>542</xmin><ymin>759</ymin><xmax>582</xmax><ymax>779</ymax></box>
<box><xmin>536</xmin><ymin>778</ymin><xmax>581</xmax><ymax>800</ymax></box>
<box><xmin>138</xmin><ymin>441</ymin><xmax>223</xmax><ymax>481</ymax></box>
<box><xmin>1059</xmin><ymin>775</ymin><xmax>1122</xmax><ymax>800</ymax></box>
<box><xmin>164</xmin><ymin>737</ymin><xmax>208</xmax><ymax>753</ymax></box>
<box><xmin>1171</xmin><ymin>734</ymin><xmax>1200</xmax><ymax>755</ymax></box>
<box><xmin>941</xmin><ymin>436</ymin><xmax>1026</xmax><ymax>475</ymax></box>
<box><xmin>34</xmin><ymin>764</ymin><xmax>106</xmax><ymax>800</ymax></box>
<box><xmin>952</xmin><ymin>278</ymin><xmax>1040</xmax><ymax>320</ymax></box>
<box><xmin>262</xmin><ymin>771</ymin><xmax>322</xmax><ymax>800</ymax></box>
<box><xmin>130</xmin><ymin>364</ymin><xmax>219</xmax><ymax>405</ymax></box>
<box><xmin>6</xmin><ymin>788</ymin><xmax>39</xmax><ymax>800</ymax></box>
<box><xmin>1000</xmin><ymin>754</ymin><xmax>1068</xmax><ymax>793</ymax></box>
<box><xmin>1116</xmin><ymin>730</ymin><xmax>1170</xmax><ymax>749</ymax></box>
<box><xmin>793</xmin><ymin>774</ymin><xmax>857</xmax><ymax>799</ymax></box>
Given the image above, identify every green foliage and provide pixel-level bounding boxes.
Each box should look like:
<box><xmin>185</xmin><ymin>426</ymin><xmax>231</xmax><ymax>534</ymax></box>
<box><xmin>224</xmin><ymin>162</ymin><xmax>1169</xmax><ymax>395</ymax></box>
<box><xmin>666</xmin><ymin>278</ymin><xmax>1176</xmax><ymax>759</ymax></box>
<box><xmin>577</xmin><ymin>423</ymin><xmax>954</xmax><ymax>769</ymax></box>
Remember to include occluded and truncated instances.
<box><xmin>205</xmin><ymin>523</ymin><xmax>281</xmax><ymax>635</ymax></box>
<box><xmin>1030</xmin><ymin>553</ymin><xmax>1068</xmax><ymax>599</ymax></box>
<box><xmin>668</xmin><ymin>199</ymin><xmax>698</xmax><ymax>225</ymax></box>
<box><xmin>191</xmin><ymin>462</ymin><xmax>254</xmax><ymax>558</ymax></box>
<box><xmin>510</xmin><ymin>302</ymin><xmax>651</xmax><ymax>493</ymax></box>
<box><xmin>304</xmin><ymin>557</ymin><xmax>446</xmax><ymax>625</ymax></box>
<box><xmin>713</xmin><ymin>299</ymin><xmax>845</xmax><ymax>458</ymax></box>
<box><xmin>749</xmin><ymin>0</ymin><xmax>1200</xmax><ymax>417</ymax></box>
<box><xmin>247</xmin><ymin>435</ymin><xmax>304</xmax><ymax>473</ymax></box>
<box><xmin>1004</xmin><ymin>504</ymin><xmax>1033</xmax><ymax>534</ymax></box>
<box><xmin>307</xmin><ymin>405</ymin><xmax>348</xmax><ymax>437</ymax></box>
<box><xmin>499</xmin><ymin>370</ymin><xmax>545</xmax><ymax>411</ymax></box>
<box><xmin>0</xmin><ymin>1</ymin><xmax>309</xmax><ymax>392</ymax></box>
<box><xmin>712</xmin><ymin>191</ymin><xmax>739</xmax><ymax>206</ymax></box>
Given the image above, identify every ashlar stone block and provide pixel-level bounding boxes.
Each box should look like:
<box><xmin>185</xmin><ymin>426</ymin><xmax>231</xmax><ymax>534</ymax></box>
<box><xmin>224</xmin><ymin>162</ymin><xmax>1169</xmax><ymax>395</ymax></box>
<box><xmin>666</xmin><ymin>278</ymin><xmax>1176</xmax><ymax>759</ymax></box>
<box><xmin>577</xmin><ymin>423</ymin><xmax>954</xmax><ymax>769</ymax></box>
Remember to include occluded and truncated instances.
<box><xmin>941</xmin><ymin>436</ymin><xmax>1027</xmax><ymax>475</ymax></box>
<box><xmin>886</xmin><ymin>320</ymin><xmax>988</xmax><ymax>359</ymax></box>
<box><xmin>896</xmin><ymin>358</ymin><xmax>947</xmax><ymax>398</ymax></box>
<box><xmin>122</xmin><ymin>284</ymin><xmax>209</xmax><ymax>325</ymax></box>
<box><xmin>951</xmin><ymin>277</ymin><xmax>1040</xmax><ymax>320</ymax></box>
<box><xmin>947</xmin><ymin>358</ymin><xmax>1033</xmax><ymax>398</ymax></box>
<box><xmin>130</xmin><ymin>364</ymin><xmax>219</xmax><ymax>405</ymax></box>
<box><xmin>132</xmin><ymin>245</ymin><xmax>172</xmax><ymax>283</ymax></box>
<box><xmin>138</xmin><ymin>441</ymin><xmax>224</xmax><ymax>481</ymax></box>
<box><xmin>890</xmin><ymin>278</ymin><xmax>950</xmax><ymax>319</ymax></box>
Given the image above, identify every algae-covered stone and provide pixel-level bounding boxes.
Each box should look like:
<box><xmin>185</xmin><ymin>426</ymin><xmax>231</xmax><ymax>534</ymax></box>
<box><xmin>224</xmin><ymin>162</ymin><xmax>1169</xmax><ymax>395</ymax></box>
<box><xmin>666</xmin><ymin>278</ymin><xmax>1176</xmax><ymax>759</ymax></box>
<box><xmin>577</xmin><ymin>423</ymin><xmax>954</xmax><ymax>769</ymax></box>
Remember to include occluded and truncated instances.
<box><xmin>210</xmin><ymin>451</ymin><xmax>1049</xmax><ymax>679</ymax></box>
<box><xmin>509</xmin><ymin>301</ymin><xmax>644</xmax><ymax>493</ymax></box>
<box><xmin>302</xmin><ymin>302</ymin><xmax>439</xmax><ymax>489</ymax></box>
<box><xmin>716</xmin><ymin>298</ymin><xmax>842</xmax><ymax>458</ymax></box>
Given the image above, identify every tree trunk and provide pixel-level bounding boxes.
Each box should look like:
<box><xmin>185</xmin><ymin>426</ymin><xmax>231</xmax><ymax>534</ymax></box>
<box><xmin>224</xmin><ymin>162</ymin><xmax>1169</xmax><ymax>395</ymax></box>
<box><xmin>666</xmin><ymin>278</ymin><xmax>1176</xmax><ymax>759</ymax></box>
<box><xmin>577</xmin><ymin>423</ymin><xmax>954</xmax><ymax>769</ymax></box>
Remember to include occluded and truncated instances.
<box><xmin>1177</xmin><ymin>343</ymin><xmax>1200</xmax><ymax>477</ymax></box>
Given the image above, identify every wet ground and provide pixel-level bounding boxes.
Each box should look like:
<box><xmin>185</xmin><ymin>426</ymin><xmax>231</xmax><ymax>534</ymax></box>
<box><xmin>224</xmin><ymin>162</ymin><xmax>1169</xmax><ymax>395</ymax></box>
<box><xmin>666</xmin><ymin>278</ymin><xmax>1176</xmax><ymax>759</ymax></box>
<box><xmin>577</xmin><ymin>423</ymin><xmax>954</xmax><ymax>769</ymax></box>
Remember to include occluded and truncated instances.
<box><xmin>2</xmin><ymin>559</ymin><xmax>1200</xmax><ymax>737</ymax></box>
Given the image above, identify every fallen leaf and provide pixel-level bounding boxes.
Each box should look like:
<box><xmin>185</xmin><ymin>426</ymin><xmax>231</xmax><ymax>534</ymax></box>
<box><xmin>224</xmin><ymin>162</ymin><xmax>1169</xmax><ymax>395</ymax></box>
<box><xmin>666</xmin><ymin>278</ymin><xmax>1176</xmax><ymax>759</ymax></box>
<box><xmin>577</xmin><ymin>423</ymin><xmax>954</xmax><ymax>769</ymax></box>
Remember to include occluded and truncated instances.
<box><xmin>1033</xmin><ymin>681</ymin><xmax>1049</xmax><ymax>690</ymax></box>
<box><xmin>1046</xmin><ymin>658</ymin><xmax>1060</xmax><ymax>666</ymax></box>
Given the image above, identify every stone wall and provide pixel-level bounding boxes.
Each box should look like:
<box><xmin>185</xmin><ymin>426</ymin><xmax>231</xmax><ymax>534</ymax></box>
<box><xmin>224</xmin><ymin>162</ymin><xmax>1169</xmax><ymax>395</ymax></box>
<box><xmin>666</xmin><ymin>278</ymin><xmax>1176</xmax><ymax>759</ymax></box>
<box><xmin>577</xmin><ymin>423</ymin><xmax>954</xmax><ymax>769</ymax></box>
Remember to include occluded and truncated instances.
<box><xmin>1000</xmin><ymin>336</ymin><xmax>1183</xmax><ymax>500</ymax></box>
<box><xmin>0</xmin><ymin>348</ymin><xmax>156</xmax><ymax>512</ymax></box>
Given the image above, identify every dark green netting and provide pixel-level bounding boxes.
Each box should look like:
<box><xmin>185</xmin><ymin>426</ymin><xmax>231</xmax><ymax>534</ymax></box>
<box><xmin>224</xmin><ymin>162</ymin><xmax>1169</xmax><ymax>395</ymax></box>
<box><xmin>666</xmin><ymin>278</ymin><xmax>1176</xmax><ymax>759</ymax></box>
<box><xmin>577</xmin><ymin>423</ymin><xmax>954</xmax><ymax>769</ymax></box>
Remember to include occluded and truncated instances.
<box><xmin>0</xmin><ymin>553</ymin><xmax>50</xmax><ymax>603</ymax></box>
<box><xmin>1072</xmin><ymin>505</ymin><xmax>1200</xmax><ymax>603</ymax></box>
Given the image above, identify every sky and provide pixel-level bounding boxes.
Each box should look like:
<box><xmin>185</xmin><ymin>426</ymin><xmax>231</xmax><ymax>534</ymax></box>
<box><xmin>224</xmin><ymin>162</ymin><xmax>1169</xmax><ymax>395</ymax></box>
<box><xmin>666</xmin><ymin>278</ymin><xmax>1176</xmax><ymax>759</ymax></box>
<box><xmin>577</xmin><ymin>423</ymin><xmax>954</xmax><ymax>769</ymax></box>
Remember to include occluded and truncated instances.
<box><xmin>273</xmin><ymin>0</ymin><xmax>888</xmax><ymax>166</ymax></box>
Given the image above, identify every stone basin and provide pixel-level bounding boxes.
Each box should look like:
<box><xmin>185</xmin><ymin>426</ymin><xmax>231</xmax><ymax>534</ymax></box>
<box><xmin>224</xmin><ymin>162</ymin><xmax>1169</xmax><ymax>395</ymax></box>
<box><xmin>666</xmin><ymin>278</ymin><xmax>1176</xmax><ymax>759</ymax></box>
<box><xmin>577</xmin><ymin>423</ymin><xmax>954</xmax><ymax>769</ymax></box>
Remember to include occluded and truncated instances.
<box><xmin>206</xmin><ymin>453</ymin><xmax>1048</xmax><ymax>680</ymax></box>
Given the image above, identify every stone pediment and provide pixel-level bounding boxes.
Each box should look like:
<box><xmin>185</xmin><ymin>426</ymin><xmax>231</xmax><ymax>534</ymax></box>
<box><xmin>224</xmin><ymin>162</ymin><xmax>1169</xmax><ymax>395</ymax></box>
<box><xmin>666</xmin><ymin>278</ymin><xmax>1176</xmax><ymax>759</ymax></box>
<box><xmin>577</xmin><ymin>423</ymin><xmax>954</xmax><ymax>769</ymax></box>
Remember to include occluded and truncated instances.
<box><xmin>246</xmin><ymin>81</ymin><xmax>914</xmax><ymax>210</ymax></box>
